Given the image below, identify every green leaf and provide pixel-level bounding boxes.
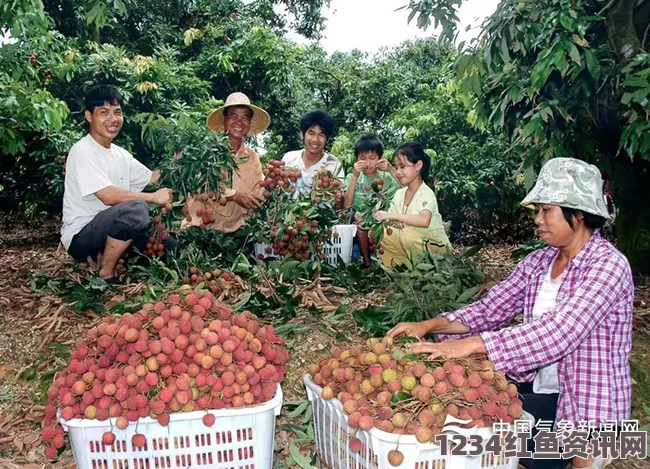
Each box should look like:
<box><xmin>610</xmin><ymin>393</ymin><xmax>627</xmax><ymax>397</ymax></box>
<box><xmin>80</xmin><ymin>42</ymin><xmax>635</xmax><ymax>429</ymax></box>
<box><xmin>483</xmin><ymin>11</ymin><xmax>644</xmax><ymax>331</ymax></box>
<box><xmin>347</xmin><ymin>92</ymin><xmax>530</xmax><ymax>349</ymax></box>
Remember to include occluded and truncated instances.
<box><xmin>395</xmin><ymin>336</ymin><xmax>420</xmax><ymax>344</ymax></box>
<box><xmin>632</xmin><ymin>88</ymin><xmax>650</xmax><ymax>104</ymax></box>
<box><xmin>303</xmin><ymin>404</ymin><xmax>313</xmax><ymax>424</ymax></box>
<box><xmin>278</xmin><ymin>424</ymin><xmax>309</xmax><ymax>439</ymax></box>
<box><xmin>499</xmin><ymin>39</ymin><xmax>510</xmax><ymax>64</ymax></box>
<box><xmin>531</xmin><ymin>60</ymin><xmax>553</xmax><ymax>89</ymax></box>
<box><xmin>456</xmin><ymin>285</ymin><xmax>480</xmax><ymax>303</ymax></box>
<box><xmin>407</xmin><ymin>8</ymin><xmax>417</xmax><ymax>25</ymax></box>
<box><xmin>287</xmin><ymin>400</ymin><xmax>309</xmax><ymax>418</ymax></box>
<box><xmin>391</xmin><ymin>391</ymin><xmax>412</xmax><ymax>403</ymax></box>
<box><xmin>621</xmin><ymin>92</ymin><xmax>633</xmax><ymax>105</ymax></box>
<box><xmin>522</xmin><ymin>120</ymin><xmax>540</xmax><ymax>139</ymax></box>
<box><xmin>400</xmin><ymin>353</ymin><xmax>422</xmax><ymax>361</ymax></box>
<box><xmin>462</xmin><ymin>245</ymin><xmax>482</xmax><ymax>258</ymax></box>
<box><xmin>569</xmin><ymin>45</ymin><xmax>581</xmax><ymax>65</ymax></box>
<box><xmin>289</xmin><ymin>441</ymin><xmax>313</xmax><ymax>469</ymax></box>
<box><xmin>558</xmin><ymin>13</ymin><xmax>573</xmax><ymax>31</ymax></box>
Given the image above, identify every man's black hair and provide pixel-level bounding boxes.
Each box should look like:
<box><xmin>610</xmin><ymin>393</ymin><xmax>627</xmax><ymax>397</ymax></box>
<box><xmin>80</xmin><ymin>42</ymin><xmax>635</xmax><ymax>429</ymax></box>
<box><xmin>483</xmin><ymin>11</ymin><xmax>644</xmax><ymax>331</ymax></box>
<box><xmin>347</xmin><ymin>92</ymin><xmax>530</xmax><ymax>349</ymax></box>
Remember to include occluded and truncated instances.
<box><xmin>561</xmin><ymin>207</ymin><xmax>607</xmax><ymax>231</ymax></box>
<box><xmin>393</xmin><ymin>141</ymin><xmax>431</xmax><ymax>180</ymax></box>
<box><xmin>354</xmin><ymin>136</ymin><xmax>384</xmax><ymax>158</ymax></box>
<box><xmin>85</xmin><ymin>84</ymin><xmax>124</xmax><ymax>113</ymax></box>
<box><xmin>299</xmin><ymin>110</ymin><xmax>335</xmax><ymax>140</ymax></box>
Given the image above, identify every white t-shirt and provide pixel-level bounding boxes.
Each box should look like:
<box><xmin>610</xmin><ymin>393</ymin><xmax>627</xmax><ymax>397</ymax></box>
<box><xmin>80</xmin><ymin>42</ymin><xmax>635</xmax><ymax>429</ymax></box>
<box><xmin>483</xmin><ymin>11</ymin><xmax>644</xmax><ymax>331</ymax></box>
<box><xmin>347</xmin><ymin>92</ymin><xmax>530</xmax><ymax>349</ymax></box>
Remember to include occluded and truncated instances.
<box><xmin>531</xmin><ymin>260</ymin><xmax>566</xmax><ymax>394</ymax></box>
<box><xmin>281</xmin><ymin>150</ymin><xmax>344</xmax><ymax>193</ymax></box>
<box><xmin>60</xmin><ymin>134</ymin><xmax>152</xmax><ymax>249</ymax></box>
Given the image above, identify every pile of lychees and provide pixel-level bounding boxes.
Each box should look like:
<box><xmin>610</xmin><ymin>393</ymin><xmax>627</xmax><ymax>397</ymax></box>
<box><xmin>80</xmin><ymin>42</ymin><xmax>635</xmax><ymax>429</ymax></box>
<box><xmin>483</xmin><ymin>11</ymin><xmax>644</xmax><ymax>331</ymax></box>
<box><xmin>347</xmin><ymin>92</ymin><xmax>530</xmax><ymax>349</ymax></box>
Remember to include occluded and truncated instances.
<box><xmin>41</xmin><ymin>290</ymin><xmax>288</xmax><ymax>459</ymax></box>
<box><xmin>308</xmin><ymin>337</ymin><xmax>523</xmax><ymax>466</ymax></box>
<box><xmin>261</xmin><ymin>160</ymin><xmax>301</xmax><ymax>198</ymax></box>
<box><xmin>311</xmin><ymin>169</ymin><xmax>343</xmax><ymax>205</ymax></box>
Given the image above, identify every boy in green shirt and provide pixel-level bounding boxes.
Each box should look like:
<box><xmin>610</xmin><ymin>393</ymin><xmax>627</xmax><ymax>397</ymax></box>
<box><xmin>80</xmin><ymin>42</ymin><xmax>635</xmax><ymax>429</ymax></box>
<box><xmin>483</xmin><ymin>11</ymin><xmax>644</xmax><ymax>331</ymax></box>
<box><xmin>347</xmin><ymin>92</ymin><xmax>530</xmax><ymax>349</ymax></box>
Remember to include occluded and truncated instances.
<box><xmin>343</xmin><ymin>136</ymin><xmax>400</xmax><ymax>266</ymax></box>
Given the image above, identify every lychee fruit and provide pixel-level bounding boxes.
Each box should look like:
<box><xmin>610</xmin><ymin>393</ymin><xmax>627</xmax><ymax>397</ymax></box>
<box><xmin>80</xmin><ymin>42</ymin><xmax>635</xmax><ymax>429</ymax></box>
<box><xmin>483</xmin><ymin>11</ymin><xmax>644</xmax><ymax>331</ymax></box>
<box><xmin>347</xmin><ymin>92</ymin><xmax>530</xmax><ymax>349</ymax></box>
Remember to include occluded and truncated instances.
<box><xmin>359</xmin><ymin>415</ymin><xmax>374</xmax><ymax>431</ymax></box>
<box><xmin>411</xmin><ymin>362</ymin><xmax>427</xmax><ymax>378</ymax></box>
<box><xmin>322</xmin><ymin>386</ymin><xmax>335</xmax><ymax>400</ymax></box>
<box><xmin>400</xmin><ymin>376</ymin><xmax>416</xmax><ymax>391</ymax></box>
<box><xmin>382</xmin><ymin>369</ymin><xmax>398</xmax><ymax>383</ymax></box>
<box><xmin>349</xmin><ymin>437</ymin><xmax>362</xmax><ymax>453</ymax></box>
<box><xmin>432</xmin><ymin>367</ymin><xmax>446</xmax><ymax>381</ymax></box>
<box><xmin>203</xmin><ymin>413</ymin><xmax>216</xmax><ymax>426</ymax></box>
<box><xmin>415</xmin><ymin>426</ymin><xmax>433</xmax><ymax>443</ymax></box>
<box><xmin>102</xmin><ymin>431</ymin><xmax>116</xmax><ymax>445</ymax></box>
<box><xmin>132</xmin><ymin>433</ymin><xmax>146</xmax><ymax>449</ymax></box>
<box><xmin>388</xmin><ymin>449</ymin><xmax>404</xmax><ymax>466</ymax></box>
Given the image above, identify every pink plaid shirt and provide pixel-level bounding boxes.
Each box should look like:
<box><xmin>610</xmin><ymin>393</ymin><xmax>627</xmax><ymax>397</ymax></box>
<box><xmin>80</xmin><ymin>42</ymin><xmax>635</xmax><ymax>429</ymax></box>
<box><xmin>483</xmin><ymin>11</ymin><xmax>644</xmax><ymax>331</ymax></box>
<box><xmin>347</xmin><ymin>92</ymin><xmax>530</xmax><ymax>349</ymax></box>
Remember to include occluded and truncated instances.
<box><xmin>439</xmin><ymin>231</ymin><xmax>633</xmax><ymax>427</ymax></box>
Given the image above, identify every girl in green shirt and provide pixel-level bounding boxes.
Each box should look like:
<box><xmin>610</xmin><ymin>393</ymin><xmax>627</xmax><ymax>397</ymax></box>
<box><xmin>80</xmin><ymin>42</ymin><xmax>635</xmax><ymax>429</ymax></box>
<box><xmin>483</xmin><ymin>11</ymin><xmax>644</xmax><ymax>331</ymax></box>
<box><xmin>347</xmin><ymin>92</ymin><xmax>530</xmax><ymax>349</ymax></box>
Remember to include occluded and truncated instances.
<box><xmin>343</xmin><ymin>136</ymin><xmax>399</xmax><ymax>266</ymax></box>
<box><xmin>374</xmin><ymin>142</ymin><xmax>451</xmax><ymax>267</ymax></box>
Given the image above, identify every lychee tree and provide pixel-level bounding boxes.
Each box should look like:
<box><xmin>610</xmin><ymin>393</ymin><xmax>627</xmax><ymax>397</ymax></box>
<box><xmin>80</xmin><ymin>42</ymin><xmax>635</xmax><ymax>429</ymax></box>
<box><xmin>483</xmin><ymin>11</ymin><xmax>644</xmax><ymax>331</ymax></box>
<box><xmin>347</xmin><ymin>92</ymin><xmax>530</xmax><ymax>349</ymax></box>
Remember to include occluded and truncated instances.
<box><xmin>405</xmin><ymin>0</ymin><xmax>650</xmax><ymax>274</ymax></box>
<box><xmin>143</xmin><ymin>121</ymin><xmax>238</xmax><ymax>248</ymax></box>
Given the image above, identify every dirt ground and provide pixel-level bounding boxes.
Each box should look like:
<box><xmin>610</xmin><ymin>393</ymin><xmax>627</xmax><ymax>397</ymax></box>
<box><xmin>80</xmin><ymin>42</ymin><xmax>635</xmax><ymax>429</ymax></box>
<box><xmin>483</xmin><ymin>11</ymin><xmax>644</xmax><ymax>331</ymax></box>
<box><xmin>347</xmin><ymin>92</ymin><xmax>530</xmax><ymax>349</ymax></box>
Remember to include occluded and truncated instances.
<box><xmin>0</xmin><ymin>217</ymin><xmax>648</xmax><ymax>468</ymax></box>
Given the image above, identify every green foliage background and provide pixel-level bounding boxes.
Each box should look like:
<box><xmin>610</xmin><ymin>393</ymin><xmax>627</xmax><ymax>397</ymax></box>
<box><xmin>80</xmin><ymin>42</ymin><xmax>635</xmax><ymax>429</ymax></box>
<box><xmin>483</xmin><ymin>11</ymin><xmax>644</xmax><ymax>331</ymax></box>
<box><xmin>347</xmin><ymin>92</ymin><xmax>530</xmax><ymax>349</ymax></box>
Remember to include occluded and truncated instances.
<box><xmin>0</xmin><ymin>0</ymin><xmax>525</xmax><ymax>243</ymax></box>
<box><xmin>2</xmin><ymin>0</ymin><xmax>649</xmax><ymax>271</ymax></box>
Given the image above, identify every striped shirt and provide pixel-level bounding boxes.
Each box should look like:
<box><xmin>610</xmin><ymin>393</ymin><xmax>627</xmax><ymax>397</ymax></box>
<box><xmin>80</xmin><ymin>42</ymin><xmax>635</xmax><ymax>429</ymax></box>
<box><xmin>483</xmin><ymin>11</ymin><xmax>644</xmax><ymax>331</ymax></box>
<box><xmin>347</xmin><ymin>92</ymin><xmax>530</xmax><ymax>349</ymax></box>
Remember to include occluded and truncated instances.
<box><xmin>439</xmin><ymin>231</ymin><xmax>633</xmax><ymax>427</ymax></box>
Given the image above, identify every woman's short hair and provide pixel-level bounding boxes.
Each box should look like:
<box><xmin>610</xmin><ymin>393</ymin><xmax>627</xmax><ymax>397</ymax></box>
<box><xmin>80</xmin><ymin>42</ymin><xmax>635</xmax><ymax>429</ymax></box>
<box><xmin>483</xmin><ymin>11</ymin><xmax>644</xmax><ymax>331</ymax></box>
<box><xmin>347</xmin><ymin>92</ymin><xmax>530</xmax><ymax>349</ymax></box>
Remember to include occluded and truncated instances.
<box><xmin>561</xmin><ymin>207</ymin><xmax>607</xmax><ymax>230</ymax></box>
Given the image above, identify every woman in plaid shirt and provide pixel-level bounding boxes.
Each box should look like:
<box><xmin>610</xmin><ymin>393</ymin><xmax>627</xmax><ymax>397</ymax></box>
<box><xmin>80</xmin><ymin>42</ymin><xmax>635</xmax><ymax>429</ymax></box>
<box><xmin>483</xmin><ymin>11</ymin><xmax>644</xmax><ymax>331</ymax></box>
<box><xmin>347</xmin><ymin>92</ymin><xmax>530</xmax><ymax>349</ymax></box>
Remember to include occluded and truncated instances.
<box><xmin>388</xmin><ymin>158</ymin><xmax>633</xmax><ymax>469</ymax></box>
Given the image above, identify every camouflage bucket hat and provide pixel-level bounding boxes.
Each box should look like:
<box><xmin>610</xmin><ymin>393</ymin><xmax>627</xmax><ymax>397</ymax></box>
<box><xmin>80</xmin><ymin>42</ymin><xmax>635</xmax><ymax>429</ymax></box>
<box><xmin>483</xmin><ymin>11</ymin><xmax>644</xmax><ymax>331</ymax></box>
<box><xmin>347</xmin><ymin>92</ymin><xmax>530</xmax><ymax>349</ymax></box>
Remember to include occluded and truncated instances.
<box><xmin>521</xmin><ymin>158</ymin><xmax>611</xmax><ymax>219</ymax></box>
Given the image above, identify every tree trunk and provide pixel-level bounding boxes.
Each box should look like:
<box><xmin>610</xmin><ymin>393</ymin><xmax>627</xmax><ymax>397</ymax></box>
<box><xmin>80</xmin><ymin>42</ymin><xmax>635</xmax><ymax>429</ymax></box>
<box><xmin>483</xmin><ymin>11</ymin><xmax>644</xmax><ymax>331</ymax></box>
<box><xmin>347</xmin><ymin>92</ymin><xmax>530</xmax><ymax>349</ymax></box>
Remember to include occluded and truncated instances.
<box><xmin>603</xmin><ymin>0</ymin><xmax>648</xmax><ymax>275</ymax></box>
<box><xmin>605</xmin><ymin>0</ymin><xmax>641</xmax><ymax>59</ymax></box>
<box><xmin>609</xmin><ymin>156</ymin><xmax>650</xmax><ymax>276</ymax></box>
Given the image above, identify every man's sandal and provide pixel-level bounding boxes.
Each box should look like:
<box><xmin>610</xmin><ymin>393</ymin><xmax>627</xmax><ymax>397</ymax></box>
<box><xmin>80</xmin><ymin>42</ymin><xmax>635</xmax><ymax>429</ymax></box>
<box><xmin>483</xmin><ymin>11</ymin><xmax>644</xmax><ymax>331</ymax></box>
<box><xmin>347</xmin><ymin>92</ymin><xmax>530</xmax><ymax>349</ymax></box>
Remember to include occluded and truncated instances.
<box><xmin>101</xmin><ymin>276</ymin><xmax>123</xmax><ymax>286</ymax></box>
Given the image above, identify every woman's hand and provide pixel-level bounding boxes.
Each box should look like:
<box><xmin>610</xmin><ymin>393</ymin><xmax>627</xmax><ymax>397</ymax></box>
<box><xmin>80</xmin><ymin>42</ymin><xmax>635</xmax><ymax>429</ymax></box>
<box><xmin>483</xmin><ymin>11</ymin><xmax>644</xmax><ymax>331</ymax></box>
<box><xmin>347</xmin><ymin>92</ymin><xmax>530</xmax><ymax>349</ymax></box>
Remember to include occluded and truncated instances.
<box><xmin>387</xmin><ymin>321</ymin><xmax>431</xmax><ymax>339</ymax></box>
<box><xmin>374</xmin><ymin>210</ymin><xmax>392</xmax><ymax>222</ymax></box>
<box><xmin>408</xmin><ymin>337</ymin><xmax>485</xmax><ymax>359</ymax></box>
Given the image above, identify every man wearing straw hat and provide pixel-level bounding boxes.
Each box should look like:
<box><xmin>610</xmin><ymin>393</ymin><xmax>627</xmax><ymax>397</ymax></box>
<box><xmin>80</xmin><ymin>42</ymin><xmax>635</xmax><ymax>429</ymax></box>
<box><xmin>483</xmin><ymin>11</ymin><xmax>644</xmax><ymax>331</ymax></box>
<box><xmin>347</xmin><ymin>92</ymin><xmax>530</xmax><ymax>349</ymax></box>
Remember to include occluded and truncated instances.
<box><xmin>184</xmin><ymin>92</ymin><xmax>270</xmax><ymax>233</ymax></box>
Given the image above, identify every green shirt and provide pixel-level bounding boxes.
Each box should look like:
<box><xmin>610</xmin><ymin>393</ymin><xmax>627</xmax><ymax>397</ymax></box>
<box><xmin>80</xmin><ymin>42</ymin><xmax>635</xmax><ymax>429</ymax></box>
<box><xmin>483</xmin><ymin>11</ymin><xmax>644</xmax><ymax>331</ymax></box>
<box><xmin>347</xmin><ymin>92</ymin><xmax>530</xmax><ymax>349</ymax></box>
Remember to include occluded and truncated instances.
<box><xmin>344</xmin><ymin>171</ymin><xmax>399</xmax><ymax>211</ymax></box>
<box><xmin>389</xmin><ymin>182</ymin><xmax>450</xmax><ymax>247</ymax></box>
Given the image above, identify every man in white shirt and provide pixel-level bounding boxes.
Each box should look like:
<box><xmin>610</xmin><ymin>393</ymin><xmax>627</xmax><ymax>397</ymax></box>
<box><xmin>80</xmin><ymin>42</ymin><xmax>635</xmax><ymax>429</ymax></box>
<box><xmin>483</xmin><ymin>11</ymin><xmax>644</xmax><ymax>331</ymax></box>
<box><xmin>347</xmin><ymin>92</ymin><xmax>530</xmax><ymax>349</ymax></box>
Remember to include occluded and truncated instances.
<box><xmin>61</xmin><ymin>85</ymin><xmax>173</xmax><ymax>284</ymax></box>
<box><xmin>281</xmin><ymin>110</ymin><xmax>344</xmax><ymax>193</ymax></box>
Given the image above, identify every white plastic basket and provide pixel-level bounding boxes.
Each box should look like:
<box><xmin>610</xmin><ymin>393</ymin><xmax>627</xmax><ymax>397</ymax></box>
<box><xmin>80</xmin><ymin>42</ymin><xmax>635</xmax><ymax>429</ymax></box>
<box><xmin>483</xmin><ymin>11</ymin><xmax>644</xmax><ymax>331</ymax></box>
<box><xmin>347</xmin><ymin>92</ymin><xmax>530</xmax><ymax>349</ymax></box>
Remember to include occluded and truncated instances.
<box><xmin>325</xmin><ymin>224</ymin><xmax>357</xmax><ymax>266</ymax></box>
<box><xmin>305</xmin><ymin>375</ymin><xmax>532</xmax><ymax>469</ymax></box>
<box><xmin>59</xmin><ymin>387</ymin><xmax>282</xmax><ymax>469</ymax></box>
<box><xmin>253</xmin><ymin>224</ymin><xmax>357</xmax><ymax>266</ymax></box>
<box><xmin>254</xmin><ymin>241</ymin><xmax>280</xmax><ymax>260</ymax></box>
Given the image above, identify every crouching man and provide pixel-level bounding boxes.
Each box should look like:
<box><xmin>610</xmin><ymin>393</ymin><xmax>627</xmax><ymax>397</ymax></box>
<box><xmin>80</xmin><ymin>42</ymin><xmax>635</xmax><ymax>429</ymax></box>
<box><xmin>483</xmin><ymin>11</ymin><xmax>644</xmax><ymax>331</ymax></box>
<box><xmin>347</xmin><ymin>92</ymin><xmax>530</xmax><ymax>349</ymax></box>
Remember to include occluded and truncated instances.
<box><xmin>60</xmin><ymin>84</ymin><xmax>173</xmax><ymax>284</ymax></box>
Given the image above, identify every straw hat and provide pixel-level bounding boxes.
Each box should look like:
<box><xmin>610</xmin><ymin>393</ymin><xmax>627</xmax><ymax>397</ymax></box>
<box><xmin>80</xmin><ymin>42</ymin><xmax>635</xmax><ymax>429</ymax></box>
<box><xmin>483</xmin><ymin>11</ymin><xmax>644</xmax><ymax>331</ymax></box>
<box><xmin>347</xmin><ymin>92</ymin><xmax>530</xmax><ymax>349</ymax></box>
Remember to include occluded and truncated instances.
<box><xmin>206</xmin><ymin>92</ymin><xmax>270</xmax><ymax>135</ymax></box>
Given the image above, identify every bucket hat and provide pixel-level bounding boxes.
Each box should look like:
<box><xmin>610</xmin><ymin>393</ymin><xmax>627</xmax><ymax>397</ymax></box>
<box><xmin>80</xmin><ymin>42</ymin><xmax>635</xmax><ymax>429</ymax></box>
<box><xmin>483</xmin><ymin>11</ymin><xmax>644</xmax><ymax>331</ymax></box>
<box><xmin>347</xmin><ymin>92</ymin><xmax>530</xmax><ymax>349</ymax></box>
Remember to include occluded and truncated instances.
<box><xmin>521</xmin><ymin>158</ymin><xmax>610</xmax><ymax>219</ymax></box>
